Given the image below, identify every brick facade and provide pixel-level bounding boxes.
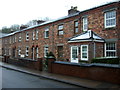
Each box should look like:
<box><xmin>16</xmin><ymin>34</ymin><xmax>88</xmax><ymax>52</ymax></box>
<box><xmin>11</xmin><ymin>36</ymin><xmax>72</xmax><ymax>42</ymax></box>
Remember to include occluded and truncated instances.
<box><xmin>2</xmin><ymin>1</ymin><xmax>120</xmax><ymax>63</ymax></box>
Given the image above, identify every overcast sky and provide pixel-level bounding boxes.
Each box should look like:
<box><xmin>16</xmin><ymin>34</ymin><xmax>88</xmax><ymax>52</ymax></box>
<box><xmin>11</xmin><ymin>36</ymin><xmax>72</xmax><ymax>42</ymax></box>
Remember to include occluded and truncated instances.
<box><xmin>0</xmin><ymin>0</ymin><xmax>117</xmax><ymax>29</ymax></box>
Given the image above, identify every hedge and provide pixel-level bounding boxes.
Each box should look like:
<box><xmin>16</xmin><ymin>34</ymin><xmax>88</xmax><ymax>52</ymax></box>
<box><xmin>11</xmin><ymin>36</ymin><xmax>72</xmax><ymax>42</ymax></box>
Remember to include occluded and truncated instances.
<box><xmin>92</xmin><ymin>57</ymin><xmax>120</xmax><ymax>64</ymax></box>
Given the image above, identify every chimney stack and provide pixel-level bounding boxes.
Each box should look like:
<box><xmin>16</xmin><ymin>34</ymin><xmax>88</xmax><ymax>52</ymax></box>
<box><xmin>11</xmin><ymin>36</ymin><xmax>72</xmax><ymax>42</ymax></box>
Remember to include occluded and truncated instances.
<box><xmin>68</xmin><ymin>6</ymin><xmax>79</xmax><ymax>16</ymax></box>
<box><xmin>20</xmin><ymin>25</ymin><xmax>28</xmax><ymax>30</ymax></box>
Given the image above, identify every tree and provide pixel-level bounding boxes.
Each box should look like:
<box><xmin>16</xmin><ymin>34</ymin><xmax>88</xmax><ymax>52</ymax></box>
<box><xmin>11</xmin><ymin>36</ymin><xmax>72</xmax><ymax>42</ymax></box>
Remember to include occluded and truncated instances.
<box><xmin>1</xmin><ymin>24</ymin><xmax>20</xmax><ymax>33</ymax></box>
<box><xmin>10</xmin><ymin>24</ymin><xmax>20</xmax><ymax>31</ymax></box>
<box><xmin>1</xmin><ymin>26</ymin><xmax>11</xmax><ymax>33</ymax></box>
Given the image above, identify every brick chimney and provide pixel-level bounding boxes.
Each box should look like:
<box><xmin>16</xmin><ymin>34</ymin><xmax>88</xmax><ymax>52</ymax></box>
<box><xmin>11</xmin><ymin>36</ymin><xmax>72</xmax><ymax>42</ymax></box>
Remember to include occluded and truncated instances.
<box><xmin>37</xmin><ymin>20</ymin><xmax>45</xmax><ymax>24</ymax></box>
<box><xmin>68</xmin><ymin>6</ymin><xmax>79</xmax><ymax>16</ymax></box>
<box><xmin>20</xmin><ymin>25</ymin><xmax>28</xmax><ymax>30</ymax></box>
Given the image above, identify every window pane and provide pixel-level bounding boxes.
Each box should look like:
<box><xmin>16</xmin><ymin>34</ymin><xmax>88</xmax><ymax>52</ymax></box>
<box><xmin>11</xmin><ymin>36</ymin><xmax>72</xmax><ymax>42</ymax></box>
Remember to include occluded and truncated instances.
<box><xmin>75</xmin><ymin>28</ymin><xmax>78</xmax><ymax>33</ymax></box>
<box><xmin>106</xmin><ymin>51</ymin><xmax>115</xmax><ymax>57</ymax></box>
<box><xmin>58</xmin><ymin>25</ymin><xmax>63</xmax><ymax>30</ymax></box>
<box><xmin>58</xmin><ymin>46</ymin><xmax>63</xmax><ymax>58</ymax></box>
<box><xmin>81</xmin><ymin>45</ymin><xmax>88</xmax><ymax>60</ymax></box>
<box><xmin>72</xmin><ymin>47</ymin><xmax>77</xmax><ymax>59</ymax></box>
<box><xmin>45</xmin><ymin>31</ymin><xmax>49</xmax><ymax>38</ymax></box>
<box><xmin>83</xmin><ymin>17</ymin><xmax>88</xmax><ymax>31</ymax></box>
<box><xmin>106</xmin><ymin>43</ymin><xmax>116</xmax><ymax>57</ymax></box>
<box><xmin>105</xmin><ymin>11</ymin><xmax>116</xmax><ymax>27</ymax></box>
<box><xmin>106</xmin><ymin>43</ymin><xmax>115</xmax><ymax>50</ymax></box>
<box><xmin>59</xmin><ymin>30</ymin><xmax>64</xmax><ymax>35</ymax></box>
<box><xmin>75</xmin><ymin>21</ymin><xmax>78</xmax><ymax>27</ymax></box>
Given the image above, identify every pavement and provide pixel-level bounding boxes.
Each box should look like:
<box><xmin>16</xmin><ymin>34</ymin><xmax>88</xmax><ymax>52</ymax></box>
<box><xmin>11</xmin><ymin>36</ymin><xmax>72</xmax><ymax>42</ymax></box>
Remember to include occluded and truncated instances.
<box><xmin>0</xmin><ymin>61</ymin><xmax>120</xmax><ymax>89</ymax></box>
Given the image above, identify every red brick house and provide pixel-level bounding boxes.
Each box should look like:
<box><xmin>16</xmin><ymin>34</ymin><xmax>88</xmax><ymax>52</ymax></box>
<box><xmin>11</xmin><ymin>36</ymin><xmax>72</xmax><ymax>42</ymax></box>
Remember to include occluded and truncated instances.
<box><xmin>2</xmin><ymin>1</ymin><xmax>120</xmax><ymax>63</ymax></box>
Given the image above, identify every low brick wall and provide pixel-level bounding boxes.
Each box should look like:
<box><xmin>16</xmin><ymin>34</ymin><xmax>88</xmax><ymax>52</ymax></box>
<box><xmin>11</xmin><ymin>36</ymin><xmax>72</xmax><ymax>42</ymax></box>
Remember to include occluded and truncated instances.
<box><xmin>4</xmin><ymin>56</ymin><xmax>42</xmax><ymax>71</ymax></box>
<box><xmin>51</xmin><ymin>61</ymin><xmax>120</xmax><ymax>84</ymax></box>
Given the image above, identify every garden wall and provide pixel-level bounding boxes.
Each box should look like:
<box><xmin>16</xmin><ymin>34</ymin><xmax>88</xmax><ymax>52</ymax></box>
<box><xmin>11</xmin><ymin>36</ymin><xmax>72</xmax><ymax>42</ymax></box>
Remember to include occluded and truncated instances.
<box><xmin>50</xmin><ymin>61</ymin><xmax>120</xmax><ymax>84</ymax></box>
<box><xmin>4</xmin><ymin>56</ymin><xmax>42</xmax><ymax>71</ymax></box>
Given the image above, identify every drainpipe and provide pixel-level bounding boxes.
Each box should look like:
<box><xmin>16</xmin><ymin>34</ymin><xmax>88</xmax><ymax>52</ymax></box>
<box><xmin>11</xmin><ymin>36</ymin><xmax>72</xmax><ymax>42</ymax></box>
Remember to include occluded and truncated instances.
<box><xmin>90</xmin><ymin>30</ymin><xmax>96</xmax><ymax>59</ymax></box>
<box><xmin>93</xmin><ymin>42</ymin><xmax>96</xmax><ymax>58</ymax></box>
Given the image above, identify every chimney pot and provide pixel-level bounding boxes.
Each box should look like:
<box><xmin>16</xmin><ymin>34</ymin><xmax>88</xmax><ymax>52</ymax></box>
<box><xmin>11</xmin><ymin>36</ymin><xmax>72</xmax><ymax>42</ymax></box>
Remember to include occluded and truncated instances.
<box><xmin>68</xmin><ymin>6</ymin><xmax>79</xmax><ymax>16</ymax></box>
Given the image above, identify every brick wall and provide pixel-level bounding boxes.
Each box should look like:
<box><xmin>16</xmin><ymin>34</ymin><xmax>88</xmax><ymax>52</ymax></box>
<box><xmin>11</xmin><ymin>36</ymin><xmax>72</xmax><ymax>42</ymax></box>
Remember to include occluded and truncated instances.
<box><xmin>51</xmin><ymin>61</ymin><xmax>120</xmax><ymax>84</ymax></box>
<box><xmin>4</xmin><ymin>56</ymin><xmax>42</xmax><ymax>71</ymax></box>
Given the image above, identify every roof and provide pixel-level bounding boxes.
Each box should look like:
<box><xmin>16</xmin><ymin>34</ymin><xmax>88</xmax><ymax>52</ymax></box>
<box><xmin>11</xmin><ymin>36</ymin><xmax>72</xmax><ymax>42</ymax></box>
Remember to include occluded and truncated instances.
<box><xmin>68</xmin><ymin>30</ymin><xmax>105</xmax><ymax>43</ymax></box>
<box><xmin>2</xmin><ymin>1</ymin><xmax>119</xmax><ymax>38</ymax></box>
<box><xmin>0</xmin><ymin>32</ymin><xmax>8</xmax><ymax>38</ymax></box>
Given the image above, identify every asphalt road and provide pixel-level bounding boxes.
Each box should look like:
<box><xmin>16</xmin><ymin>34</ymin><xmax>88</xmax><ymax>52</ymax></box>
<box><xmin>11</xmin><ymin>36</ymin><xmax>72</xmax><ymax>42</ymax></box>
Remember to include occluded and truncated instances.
<box><xmin>1</xmin><ymin>67</ymin><xmax>90</xmax><ymax>89</ymax></box>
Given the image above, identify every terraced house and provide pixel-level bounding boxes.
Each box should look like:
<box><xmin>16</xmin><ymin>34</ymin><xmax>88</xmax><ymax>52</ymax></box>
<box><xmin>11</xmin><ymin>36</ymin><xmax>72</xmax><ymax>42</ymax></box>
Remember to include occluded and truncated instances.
<box><xmin>2</xmin><ymin>1</ymin><xmax>120</xmax><ymax>63</ymax></box>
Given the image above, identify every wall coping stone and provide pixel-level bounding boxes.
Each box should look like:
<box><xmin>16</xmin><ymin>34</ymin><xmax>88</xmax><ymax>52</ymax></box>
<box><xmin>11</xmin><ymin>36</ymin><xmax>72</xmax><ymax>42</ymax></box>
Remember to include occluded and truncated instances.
<box><xmin>18</xmin><ymin>57</ymin><xmax>38</xmax><ymax>62</ymax></box>
<box><xmin>54</xmin><ymin>61</ymin><xmax>120</xmax><ymax>69</ymax></box>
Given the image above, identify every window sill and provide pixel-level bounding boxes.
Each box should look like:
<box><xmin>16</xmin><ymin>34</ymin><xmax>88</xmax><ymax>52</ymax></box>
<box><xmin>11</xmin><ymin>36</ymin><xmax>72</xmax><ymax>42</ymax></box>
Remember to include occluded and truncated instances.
<box><xmin>44</xmin><ymin>37</ymin><xmax>49</xmax><ymax>39</ymax></box>
<box><xmin>103</xmin><ymin>27</ymin><xmax>117</xmax><ymax>31</ymax></box>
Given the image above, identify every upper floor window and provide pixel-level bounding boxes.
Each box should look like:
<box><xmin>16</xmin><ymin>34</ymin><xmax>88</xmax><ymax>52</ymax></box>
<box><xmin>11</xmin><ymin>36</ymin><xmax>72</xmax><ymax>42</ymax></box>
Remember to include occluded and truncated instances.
<box><xmin>26</xmin><ymin>32</ymin><xmax>29</xmax><ymax>41</ymax></box>
<box><xmin>104</xmin><ymin>10</ymin><xmax>116</xmax><ymax>28</ymax></box>
<box><xmin>9</xmin><ymin>37</ymin><xmax>11</xmax><ymax>44</ymax></box>
<box><xmin>58</xmin><ymin>25</ymin><xmax>64</xmax><ymax>35</ymax></box>
<box><xmin>44</xmin><ymin>28</ymin><xmax>49</xmax><ymax>38</ymax></box>
<box><xmin>19</xmin><ymin>33</ymin><xmax>22</xmax><ymax>42</ymax></box>
<box><xmin>32</xmin><ymin>31</ymin><xmax>35</xmax><ymax>40</ymax></box>
<box><xmin>74</xmin><ymin>21</ymin><xmax>79</xmax><ymax>33</ymax></box>
<box><xmin>82</xmin><ymin>17</ymin><xmax>88</xmax><ymax>31</ymax></box>
<box><xmin>36</xmin><ymin>30</ymin><xmax>39</xmax><ymax>40</ymax></box>
<box><xmin>15</xmin><ymin>35</ymin><xmax>16</xmax><ymax>42</ymax></box>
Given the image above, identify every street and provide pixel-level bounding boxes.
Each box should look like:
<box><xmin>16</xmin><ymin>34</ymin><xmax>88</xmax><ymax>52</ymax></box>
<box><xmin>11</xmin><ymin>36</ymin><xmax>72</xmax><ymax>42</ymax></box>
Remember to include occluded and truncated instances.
<box><xmin>1</xmin><ymin>67</ymin><xmax>90</xmax><ymax>89</ymax></box>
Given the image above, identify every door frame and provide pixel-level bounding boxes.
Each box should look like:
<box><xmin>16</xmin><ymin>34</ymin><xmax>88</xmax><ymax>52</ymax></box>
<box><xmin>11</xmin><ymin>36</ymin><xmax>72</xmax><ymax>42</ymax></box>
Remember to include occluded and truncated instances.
<box><xmin>71</xmin><ymin>46</ymin><xmax>79</xmax><ymax>63</ymax></box>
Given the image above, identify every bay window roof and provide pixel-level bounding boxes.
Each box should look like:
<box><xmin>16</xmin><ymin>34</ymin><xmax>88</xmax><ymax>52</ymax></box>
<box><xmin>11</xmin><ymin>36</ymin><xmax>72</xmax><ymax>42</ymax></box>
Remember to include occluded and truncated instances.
<box><xmin>68</xmin><ymin>30</ymin><xmax>105</xmax><ymax>42</ymax></box>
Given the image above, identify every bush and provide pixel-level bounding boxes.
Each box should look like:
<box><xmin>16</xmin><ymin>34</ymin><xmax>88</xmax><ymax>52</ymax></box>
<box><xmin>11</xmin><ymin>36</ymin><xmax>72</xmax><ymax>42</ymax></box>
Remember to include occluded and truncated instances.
<box><xmin>45</xmin><ymin>52</ymin><xmax>55</xmax><ymax>66</ymax></box>
<box><xmin>92</xmin><ymin>57</ymin><xmax>120</xmax><ymax>64</ymax></box>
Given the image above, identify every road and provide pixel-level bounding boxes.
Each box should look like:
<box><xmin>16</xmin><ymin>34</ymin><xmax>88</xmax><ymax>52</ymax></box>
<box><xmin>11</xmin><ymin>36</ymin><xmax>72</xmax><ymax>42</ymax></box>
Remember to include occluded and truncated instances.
<box><xmin>1</xmin><ymin>67</ymin><xmax>90</xmax><ymax>89</ymax></box>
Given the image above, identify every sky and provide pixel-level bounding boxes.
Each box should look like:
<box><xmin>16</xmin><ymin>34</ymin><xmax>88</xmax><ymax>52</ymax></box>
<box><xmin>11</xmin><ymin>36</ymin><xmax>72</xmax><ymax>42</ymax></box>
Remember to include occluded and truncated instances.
<box><xmin>0</xmin><ymin>0</ymin><xmax>118</xmax><ymax>29</ymax></box>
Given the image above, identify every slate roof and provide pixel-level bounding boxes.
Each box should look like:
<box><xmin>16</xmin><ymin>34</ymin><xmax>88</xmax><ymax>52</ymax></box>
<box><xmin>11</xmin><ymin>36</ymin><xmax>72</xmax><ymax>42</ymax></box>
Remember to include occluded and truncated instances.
<box><xmin>0</xmin><ymin>32</ymin><xmax>8</xmax><ymax>38</ymax></box>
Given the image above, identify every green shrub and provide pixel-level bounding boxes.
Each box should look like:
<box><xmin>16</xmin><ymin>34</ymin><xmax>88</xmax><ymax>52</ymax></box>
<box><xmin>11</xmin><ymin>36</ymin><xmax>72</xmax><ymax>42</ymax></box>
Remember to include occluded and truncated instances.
<box><xmin>92</xmin><ymin>57</ymin><xmax>120</xmax><ymax>64</ymax></box>
<box><xmin>45</xmin><ymin>52</ymin><xmax>55</xmax><ymax>65</ymax></box>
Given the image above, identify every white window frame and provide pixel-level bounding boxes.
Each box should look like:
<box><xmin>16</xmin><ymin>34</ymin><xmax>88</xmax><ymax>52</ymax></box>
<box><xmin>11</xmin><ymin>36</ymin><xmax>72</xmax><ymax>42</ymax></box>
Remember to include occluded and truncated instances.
<box><xmin>74</xmin><ymin>21</ymin><xmax>79</xmax><ymax>33</ymax></box>
<box><xmin>26</xmin><ymin>46</ymin><xmax>29</xmax><ymax>57</ymax></box>
<box><xmin>82</xmin><ymin>17</ymin><xmax>88</xmax><ymax>31</ymax></box>
<box><xmin>18</xmin><ymin>47</ymin><xmax>21</xmax><ymax>56</ymax></box>
<box><xmin>36</xmin><ymin>47</ymin><xmax>39</xmax><ymax>58</ymax></box>
<box><xmin>19</xmin><ymin>33</ymin><xmax>22</xmax><ymax>42</ymax></box>
<box><xmin>44</xmin><ymin>46</ymin><xmax>48</xmax><ymax>57</ymax></box>
<box><xmin>44</xmin><ymin>28</ymin><xmax>49</xmax><ymax>38</ymax></box>
<box><xmin>36</xmin><ymin>30</ymin><xmax>39</xmax><ymax>40</ymax></box>
<box><xmin>26</xmin><ymin>32</ymin><xmax>29</xmax><ymax>41</ymax></box>
<box><xmin>104</xmin><ymin>10</ymin><xmax>116</xmax><ymax>28</ymax></box>
<box><xmin>58</xmin><ymin>25</ymin><xmax>64</xmax><ymax>35</ymax></box>
<box><xmin>81</xmin><ymin>45</ymin><xmax>88</xmax><ymax>61</ymax></box>
<box><xmin>32</xmin><ymin>31</ymin><xmax>35</xmax><ymax>40</ymax></box>
<box><xmin>105</xmin><ymin>43</ymin><xmax>116</xmax><ymax>57</ymax></box>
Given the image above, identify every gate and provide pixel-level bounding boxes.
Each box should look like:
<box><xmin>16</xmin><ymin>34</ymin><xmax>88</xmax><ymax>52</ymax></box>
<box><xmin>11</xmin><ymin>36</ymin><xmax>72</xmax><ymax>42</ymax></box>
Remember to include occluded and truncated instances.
<box><xmin>42</xmin><ymin>58</ymin><xmax>48</xmax><ymax>71</ymax></box>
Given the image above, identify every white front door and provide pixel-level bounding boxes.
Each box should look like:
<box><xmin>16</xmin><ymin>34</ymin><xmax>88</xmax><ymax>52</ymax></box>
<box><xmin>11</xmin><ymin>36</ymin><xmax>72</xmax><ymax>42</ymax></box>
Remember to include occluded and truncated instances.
<box><xmin>71</xmin><ymin>46</ymin><xmax>79</xmax><ymax>63</ymax></box>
